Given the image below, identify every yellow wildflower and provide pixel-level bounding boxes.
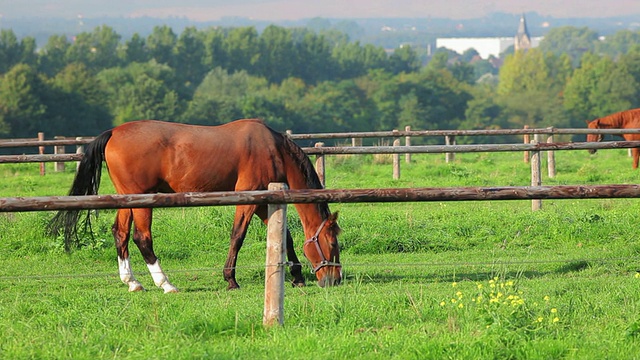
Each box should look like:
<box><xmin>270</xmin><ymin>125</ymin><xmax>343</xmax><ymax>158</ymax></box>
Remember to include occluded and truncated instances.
<box><xmin>551</xmin><ymin>308</ymin><xmax>558</xmax><ymax>313</ymax></box>
<box><xmin>552</xmin><ymin>317</ymin><xmax>559</xmax><ymax>323</ymax></box>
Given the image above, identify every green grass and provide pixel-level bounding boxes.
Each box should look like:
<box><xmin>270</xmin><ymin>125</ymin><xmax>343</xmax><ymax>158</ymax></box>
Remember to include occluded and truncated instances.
<box><xmin>2</xmin><ymin>149</ymin><xmax>640</xmax><ymax>359</ymax></box>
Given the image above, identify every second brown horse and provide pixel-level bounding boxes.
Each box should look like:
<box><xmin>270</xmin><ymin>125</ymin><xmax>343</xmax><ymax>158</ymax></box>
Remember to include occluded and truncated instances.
<box><xmin>586</xmin><ymin>108</ymin><xmax>640</xmax><ymax>169</ymax></box>
<box><xmin>49</xmin><ymin>119</ymin><xmax>342</xmax><ymax>292</ymax></box>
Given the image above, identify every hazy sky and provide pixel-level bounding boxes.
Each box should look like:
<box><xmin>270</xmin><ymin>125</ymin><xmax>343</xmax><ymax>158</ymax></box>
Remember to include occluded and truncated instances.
<box><xmin>2</xmin><ymin>0</ymin><xmax>640</xmax><ymax>20</ymax></box>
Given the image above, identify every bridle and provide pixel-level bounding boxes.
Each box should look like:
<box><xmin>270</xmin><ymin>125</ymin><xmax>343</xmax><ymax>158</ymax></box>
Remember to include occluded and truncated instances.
<box><xmin>303</xmin><ymin>219</ymin><xmax>338</xmax><ymax>273</ymax></box>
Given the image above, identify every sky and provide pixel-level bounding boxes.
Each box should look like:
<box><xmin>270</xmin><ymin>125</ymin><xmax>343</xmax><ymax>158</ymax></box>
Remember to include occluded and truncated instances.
<box><xmin>1</xmin><ymin>0</ymin><xmax>640</xmax><ymax>20</ymax></box>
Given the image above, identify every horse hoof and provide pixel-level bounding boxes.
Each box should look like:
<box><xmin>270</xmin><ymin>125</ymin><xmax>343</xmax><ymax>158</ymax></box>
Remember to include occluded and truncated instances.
<box><xmin>292</xmin><ymin>281</ymin><xmax>306</xmax><ymax>287</ymax></box>
<box><xmin>227</xmin><ymin>284</ymin><xmax>240</xmax><ymax>291</ymax></box>
<box><xmin>162</xmin><ymin>284</ymin><xmax>179</xmax><ymax>293</ymax></box>
<box><xmin>128</xmin><ymin>282</ymin><xmax>145</xmax><ymax>292</ymax></box>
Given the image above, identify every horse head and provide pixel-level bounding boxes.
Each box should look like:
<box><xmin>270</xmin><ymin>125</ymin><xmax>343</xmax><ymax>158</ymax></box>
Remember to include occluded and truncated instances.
<box><xmin>303</xmin><ymin>211</ymin><xmax>342</xmax><ymax>287</ymax></box>
<box><xmin>586</xmin><ymin>119</ymin><xmax>603</xmax><ymax>154</ymax></box>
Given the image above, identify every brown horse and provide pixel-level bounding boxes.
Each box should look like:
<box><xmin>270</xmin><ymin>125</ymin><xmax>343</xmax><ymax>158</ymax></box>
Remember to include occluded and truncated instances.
<box><xmin>586</xmin><ymin>108</ymin><xmax>640</xmax><ymax>169</ymax></box>
<box><xmin>49</xmin><ymin>119</ymin><xmax>342</xmax><ymax>292</ymax></box>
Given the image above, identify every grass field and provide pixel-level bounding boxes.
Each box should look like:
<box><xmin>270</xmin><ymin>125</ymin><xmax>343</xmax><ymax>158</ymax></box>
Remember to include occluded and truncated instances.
<box><xmin>1</xmin><ymin>148</ymin><xmax>640</xmax><ymax>359</ymax></box>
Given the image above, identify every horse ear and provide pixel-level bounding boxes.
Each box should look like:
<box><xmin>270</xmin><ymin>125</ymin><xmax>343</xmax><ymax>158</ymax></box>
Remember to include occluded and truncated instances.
<box><xmin>328</xmin><ymin>211</ymin><xmax>339</xmax><ymax>222</ymax></box>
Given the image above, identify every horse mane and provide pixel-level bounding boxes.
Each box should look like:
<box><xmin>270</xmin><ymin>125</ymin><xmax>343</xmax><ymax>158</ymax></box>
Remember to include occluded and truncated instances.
<box><xmin>271</xmin><ymin>127</ymin><xmax>331</xmax><ymax>219</ymax></box>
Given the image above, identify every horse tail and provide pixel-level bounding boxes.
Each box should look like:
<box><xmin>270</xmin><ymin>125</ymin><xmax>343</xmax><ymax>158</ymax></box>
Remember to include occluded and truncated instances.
<box><xmin>48</xmin><ymin>129</ymin><xmax>113</xmax><ymax>251</ymax></box>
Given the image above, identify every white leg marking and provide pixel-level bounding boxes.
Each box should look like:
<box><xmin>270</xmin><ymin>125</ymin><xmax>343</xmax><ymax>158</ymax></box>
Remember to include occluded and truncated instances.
<box><xmin>147</xmin><ymin>260</ymin><xmax>178</xmax><ymax>293</ymax></box>
<box><xmin>118</xmin><ymin>256</ymin><xmax>144</xmax><ymax>292</ymax></box>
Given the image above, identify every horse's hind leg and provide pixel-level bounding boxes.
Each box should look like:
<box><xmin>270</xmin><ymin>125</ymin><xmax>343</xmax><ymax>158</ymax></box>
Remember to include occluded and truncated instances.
<box><xmin>131</xmin><ymin>208</ymin><xmax>178</xmax><ymax>293</ymax></box>
<box><xmin>633</xmin><ymin>148</ymin><xmax>639</xmax><ymax>169</ymax></box>
<box><xmin>112</xmin><ymin>208</ymin><xmax>144</xmax><ymax>292</ymax></box>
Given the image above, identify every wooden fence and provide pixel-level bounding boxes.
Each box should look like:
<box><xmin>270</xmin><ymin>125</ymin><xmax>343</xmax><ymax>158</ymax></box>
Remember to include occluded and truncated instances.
<box><xmin>2</xmin><ymin>183</ymin><xmax>640</xmax><ymax>326</ymax></box>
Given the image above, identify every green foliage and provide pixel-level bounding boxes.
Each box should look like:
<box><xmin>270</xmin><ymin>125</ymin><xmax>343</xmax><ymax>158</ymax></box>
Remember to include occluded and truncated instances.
<box><xmin>3</xmin><ymin>23</ymin><xmax>640</xmax><ymax>142</ymax></box>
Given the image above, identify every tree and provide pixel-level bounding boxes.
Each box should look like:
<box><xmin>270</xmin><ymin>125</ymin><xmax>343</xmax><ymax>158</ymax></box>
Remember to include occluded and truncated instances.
<box><xmin>538</xmin><ymin>26</ymin><xmax>599</xmax><ymax>66</ymax></box>
<box><xmin>292</xmin><ymin>30</ymin><xmax>337</xmax><ymax>84</ymax></box>
<box><xmin>46</xmin><ymin>63</ymin><xmax>112</xmax><ymax>135</ymax></box>
<box><xmin>97</xmin><ymin>61</ymin><xmax>181</xmax><ymax>125</ymax></box>
<box><xmin>0</xmin><ymin>64</ymin><xmax>47</xmax><ymax>137</ymax></box>
<box><xmin>256</xmin><ymin>25</ymin><xmax>294</xmax><ymax>83</ymax></box>
<box><xmin>65</xmin><ymin>25</ymin><xmax>121</xmax><ymax>72</ymax></box>
<box><xmin>202</xmin><ymin>27</ymin><xmax>228</xmax><ymax>71</ymax></box>
<box><xmin>173</xmin><ymin>27</ymin><xmax>206</xmax><ymax>96</ymax></box>
<box><xmin>147</xmin><ymin>25</ymin><xmax>177</xmax><ymax>66</ymax></box>
<box><xmin>497</xmin><ymin>49</ymin><xmax>571</xmax><ymax>129</ymax></box>
<box><xmin>224</xmin><ymin>27</ymin><xmax>260</xmax><ymax>74</ymax></box>
<box><xmin>38</xmin><ymin>35</ymin><xmax>70</xmax><ymax>77</ymax></box>
<box><xmin>0</xmin><ymin>30</ymin><xmax>23</xmax><ymax>74</ymax></box>
<box><xmin>121</xmin><ymin>33</ymin><xmax>149</xmax><ymax>64</ymax></box>
<box><xmin>564</xmin><ymin>53</ymin><xmax>637</xmax><ymax>124</ymax></box>
<box><xmin>387</xmin><ymin>45</ymin><xmax>420</xmax><ymax>75</ymax></box>
<box><xmin>182</xmin><ymin>67</ymin><xmax>268</xmax><ymax>125</ymax></box>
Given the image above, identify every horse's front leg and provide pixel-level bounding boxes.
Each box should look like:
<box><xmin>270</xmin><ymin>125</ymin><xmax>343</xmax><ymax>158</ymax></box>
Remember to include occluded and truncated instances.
<box><xmin>113</xmin><ymin>209</ymin><xmax>145</xmax><ymax>292</ymax></box>
<box><xmin>255</xmin><ymin>207</ymin><xmax>305</xmax><ymax>287</ymax></box>
<box><xmin>633</xmin><ymin>148</ymin><xmax>640</xmax><ymax>169</ymax></box>
<box><xmin>286</xmin><ymin>228</ymin><xmax>306</xmax><ymax>287</ymax></box>
<box><xmin>224</xmin><ymin>205</ymin><xmax>255</xmax><ymax>290</ymax></box>
<box><xmin>132</xmin><ymin>208</ymin><xmax>178</xmax><ymax>293</ymax></box>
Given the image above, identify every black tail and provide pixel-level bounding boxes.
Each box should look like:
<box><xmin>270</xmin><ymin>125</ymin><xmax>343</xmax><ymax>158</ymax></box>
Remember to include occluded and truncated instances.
<box><xmin>48</xmin><ymin>130</ymin><xmax>113</xmax><ymax>251</ymax></box>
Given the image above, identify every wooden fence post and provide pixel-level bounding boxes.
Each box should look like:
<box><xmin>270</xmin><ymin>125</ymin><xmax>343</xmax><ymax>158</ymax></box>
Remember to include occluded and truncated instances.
<box><xmin>54</xmin><ymin>136</ymin><xmax>65</xmax><ymax>172</ymax></box>
<box><xmin>314</xmin><ymin>142</ymin><xmax>325</xmax><ymax>187</ymax></box>
<box><xmin>445</xmin><ymin>135</ymin><xmax>456</xmax><ymax>163</ymax></box>
<box><xmin>264</xmin><ymin>182</ymin><xmax>288</xmax><ymax>327</ymax></box>
<box><xmin>38</xmin><ymin>132</ymin><xmax>45</xmax><ymax>176</ymax></box>
<box><xmin>546</xmin><ymin>129</ymin><xmax>556</xmax><ymax>178</ymax></box>
<box><xmin>405</xmin><ymin>125</ymin><xmax>411</xmax><ymax>164</ymax></box>
<box><xmin>352</xmin><ymin>137</ymin><xmax>362</xmax><ymax>147</ymax></box>
<box><xmin>75</xmin><ymin>137</ymin><xmax>84</xmax><ymax>172</ymax></box>
<box><xmin>530</xmin><ymin>137</ymin><xmax>542</xmax><ymax>211</ymax></box>
<box><xmin>523</xmin><ymin>125</ymin><xmax>530</xmax><ymax>164</ymax></box>
<box><xmin>393</xmin><ymin>138</ymin><xmax>401</xmax><ymax>180</ymax></box>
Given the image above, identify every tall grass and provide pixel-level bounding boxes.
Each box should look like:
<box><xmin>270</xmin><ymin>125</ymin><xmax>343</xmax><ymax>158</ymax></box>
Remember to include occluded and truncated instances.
<box><xmin>2</xmin><ymin>149</ymin><xmax>640</xmax><ymax>358</ymax></box>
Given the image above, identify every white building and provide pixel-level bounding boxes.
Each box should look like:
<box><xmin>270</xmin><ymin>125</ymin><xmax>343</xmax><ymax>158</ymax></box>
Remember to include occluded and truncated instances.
<box><xmin>435</xmin><ymin>36</ymin><xmax>543</xmax><ymax>59</ymax></box>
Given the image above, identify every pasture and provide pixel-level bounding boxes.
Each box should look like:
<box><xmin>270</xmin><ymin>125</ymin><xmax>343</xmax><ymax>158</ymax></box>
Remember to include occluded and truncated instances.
<box><xmin>1</xmin><ymin>148</ymin><xmax>640</xmax><ymax>359</ymax></box>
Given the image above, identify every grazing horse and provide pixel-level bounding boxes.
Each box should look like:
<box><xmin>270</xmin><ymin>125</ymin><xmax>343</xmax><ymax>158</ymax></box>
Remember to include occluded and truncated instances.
<box><xmin>49</xmin><ymin>119</ymin><xmax>342</xmax><ymax>292</ymax></box>
<box><xmin>586</xmin><ymin>108</ymin><xmax>640</xmax><ymax>169</ymax></box>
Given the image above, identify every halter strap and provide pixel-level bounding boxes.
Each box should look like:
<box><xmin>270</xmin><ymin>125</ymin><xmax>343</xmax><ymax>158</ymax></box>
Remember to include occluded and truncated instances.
<box><xmin>303</xmin><ymin>219</ymin><xmax>332</xmax><ymax>273</ymax></box>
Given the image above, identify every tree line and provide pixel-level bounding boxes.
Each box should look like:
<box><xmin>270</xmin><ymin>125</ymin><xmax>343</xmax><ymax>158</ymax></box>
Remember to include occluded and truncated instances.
<box><xmin>1</xmin><ymin>24</ymin><xmax>640</xmax><ymax>144</ymax></box>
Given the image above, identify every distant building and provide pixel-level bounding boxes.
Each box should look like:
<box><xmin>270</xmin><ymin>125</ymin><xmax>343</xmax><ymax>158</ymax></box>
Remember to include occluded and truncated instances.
<box><xmin>514</xmin><ymin>13</ymin><xmax>532</xmax><ymax>52</ymax></box>
<box><xmin>435</xmin><ymin>14</ymin><xmax>542</xmax><ymax>59</ymax></box>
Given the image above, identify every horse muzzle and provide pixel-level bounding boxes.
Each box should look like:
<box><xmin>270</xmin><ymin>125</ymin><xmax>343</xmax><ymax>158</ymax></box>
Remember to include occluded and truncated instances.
<box><xmin>316</xmin><ymin>265</ymin><xmax>342</xmax><ymax>287</ymax></box>
<box><xmin>588</xmin><ymin>149</ymin><xmax>597</xmax><ymax>154</ymax></box>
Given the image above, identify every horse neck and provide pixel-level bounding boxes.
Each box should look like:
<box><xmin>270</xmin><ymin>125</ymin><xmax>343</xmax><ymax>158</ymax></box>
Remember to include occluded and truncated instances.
<box><xmin>599</xmin><ymin>113</ymin><xmax>625</xmax><ymax>128</ymax></box>
<box><xmin>293</xmin><ymin>203</ymin><xmax>328</xmax><ymax>239</ymax></box>
<box><xmin>282</xmin><ymin>151</ymin><xmax>328</xmax><ymax>238</ymax></box>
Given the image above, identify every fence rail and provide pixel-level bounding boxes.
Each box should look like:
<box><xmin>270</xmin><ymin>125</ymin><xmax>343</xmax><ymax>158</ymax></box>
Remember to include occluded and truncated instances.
<box><xmin>2</xmin><ymin>185</ymin><xmax>640</xmax><ymax>212</ymax></box>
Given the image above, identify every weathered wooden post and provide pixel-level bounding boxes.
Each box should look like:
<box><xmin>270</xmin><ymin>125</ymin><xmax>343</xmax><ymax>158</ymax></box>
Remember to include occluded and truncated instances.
<box><xmin>54</xmin><ymin>136</ymin><xmax>65</xmax><ymax>172</ymax></box>
<box><xmin>546</xmin><ymin>128</ymin><xmax>556</xmax><ymax>178</ymax></box>
<box><xmin>393</xmin><ymin>138</ymin><xmax>401</xmax><ymax>180</ymax></box>
<box><xmin>352</xmin><ymin>137</ymin><xmax>362</xmax><ymax>147</ymax></box>
<box><xmin>75</xmin><ymin>137</ymin><xmax>85</xmax><ymax>172</ymax></box>
<box><xmin>38</xmin><ymin>132</ymin><xmax>45</xmax><ymax>176</ymax></box>
<box><xmin>530</xmin><ymin>137</ymin><xmax>542</xmax><ymax>211</ymax></box>
<box><xmin>523</xmin><ymin>125</ymin><xmax>530</xmax><ymax>164</ymax></box>
<box><xmin>264</xmin><ymin>182</ymin><xmax>288</xmax><ymax>327</ymax></box>
<box><xmin>314</xmin><ymin>142</ymin><xmax>325</xmax><ymax>187</ymax></box>
<box><xmin>445</xmin><ymin>135</ymin><xmax>456</xmax><ymax>163</ymax></box>
<box><xmin>405</xmin><ymin>125</ymin><xmax>411</xmax><ymax>164</ymax></box>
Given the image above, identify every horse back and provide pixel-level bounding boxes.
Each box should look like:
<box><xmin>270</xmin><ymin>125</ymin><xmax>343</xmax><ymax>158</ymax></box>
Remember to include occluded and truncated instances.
<box><xmin>104</xmin><ymin>120</ymin><xmax>287</xmax><ymax>194</ymax></box>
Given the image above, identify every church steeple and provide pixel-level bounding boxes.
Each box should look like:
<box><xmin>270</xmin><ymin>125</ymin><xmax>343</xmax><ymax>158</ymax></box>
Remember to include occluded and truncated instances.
<box><xmin>515</xmin><ymin>13</ymin><xmax>532</xmax><ymax>52</ymax></box>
